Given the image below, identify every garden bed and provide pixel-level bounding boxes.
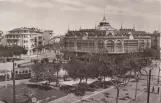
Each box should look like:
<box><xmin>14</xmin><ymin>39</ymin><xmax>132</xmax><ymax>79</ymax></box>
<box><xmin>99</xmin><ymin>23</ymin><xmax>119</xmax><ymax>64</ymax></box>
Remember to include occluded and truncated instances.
<box><xmin>0</xmin><ymin>83</ymin><xmax>67</xmax><ymax>103</ymax></box>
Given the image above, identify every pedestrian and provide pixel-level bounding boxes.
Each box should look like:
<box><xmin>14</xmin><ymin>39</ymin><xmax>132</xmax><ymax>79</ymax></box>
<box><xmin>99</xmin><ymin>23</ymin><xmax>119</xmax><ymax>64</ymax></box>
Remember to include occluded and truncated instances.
<box><xmin>157</xmin><ymin>87</ymin><xmax>160</xmax><ymax>94</ymax></box>
<box><xmin>152</xmin><ymin>86</ymin><xmax>155</xmax><ymax>93</ymax></box>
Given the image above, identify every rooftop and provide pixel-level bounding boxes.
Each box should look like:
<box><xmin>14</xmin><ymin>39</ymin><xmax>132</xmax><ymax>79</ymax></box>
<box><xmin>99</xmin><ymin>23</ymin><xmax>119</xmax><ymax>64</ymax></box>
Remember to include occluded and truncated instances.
<box><xmin>9</xmin><ymin>27</ymin><xmax>43</xmax><ymax>33</ymax></box>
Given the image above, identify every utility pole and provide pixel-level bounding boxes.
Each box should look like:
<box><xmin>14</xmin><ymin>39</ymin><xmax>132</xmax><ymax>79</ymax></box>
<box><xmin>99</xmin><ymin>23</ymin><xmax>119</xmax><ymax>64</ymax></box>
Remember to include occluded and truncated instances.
<box><xmin>13</xmin><ymin>57</ymin><xmax>16</xmax><ymax>103</ymax></box>
<box><xmin>158</xmin><ymin>67</ymin><xmax>160</xmax><ymax>84</ymax></box>
<box><xmin>36</xmin><ymin>44</ymin><xmax>38</xmax><ymax>60</ymax></box>
<box><xmin>147</xmin><ymin>69</ymin><xmax>151</xmax><ymax>103</ymax></box>
<box><xmin>5</xmin><ymin>69</ymin><xmax>7</xmax><ymax>89</ymax></box>
<box><xmin>3</xmin><ymin>58</ymin><xmax>7</xmax><ymax>89</ymax></box>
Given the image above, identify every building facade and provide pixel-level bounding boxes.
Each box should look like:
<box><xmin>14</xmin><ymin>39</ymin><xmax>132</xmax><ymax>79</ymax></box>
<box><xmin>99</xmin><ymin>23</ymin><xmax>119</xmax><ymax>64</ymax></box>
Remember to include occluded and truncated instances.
<box><xmin>5</xmin><ymin>27</ymin><xmax>43</xmax><ymax>55</ymax></box>
<box><xmin>49</xmin><ymin>36</ymin><xmax>61</xmax><ymax>44</ymax></box>
<box><xmin>63</xmin><ymin>16</ymin><xmax>152</xmax><ymax>59</ymax></box>
<box><xmin>43</xmin><ymin>30</ymin><xmax>53</xmax><ymax>45</ymax></box>
<box><xmin>0</xmin><ymin>30</ymin><xmax>3</xmax><ymax>45</ymax></box>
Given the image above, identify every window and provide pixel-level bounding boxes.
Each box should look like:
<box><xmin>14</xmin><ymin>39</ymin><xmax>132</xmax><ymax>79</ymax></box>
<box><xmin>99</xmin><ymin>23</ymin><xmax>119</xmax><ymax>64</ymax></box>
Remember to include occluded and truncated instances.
<box><xmin>77</xmin><ymin>40</ymin><xmax>82</xmax><ymax>50</ymax></box>
<box><xmin>115</xmin><ymin>40</ymin><xmax>122</xmax><ymax>52</ymax></box>
<box><xmin>23</xmin><ymin>30</ymin><xmax>28</xmax><ymax>33</ymax></box>
<box><xmin>24</xmin><ymin>35</ymin><xmax>28</xmax><ymax>38</ymax></box>
<box><xmin>82</xmin><ymin>41</ymin><xmax>88</xmax><ymax>50</ymax></box>
<box><xmin>140</xmin><ymin>40</ymin><xmax>144</xmax><ymax>50</ymax></box>
<box><xmin>88</xmin><ymin>41</ymin><xmax>94</xmax><ymax>50</ymax></box>
<box><xmin>26</xmin><ymin>70</ymin><xmax>28</xmax><ymax>73</ymax></box>
<box><xmin>124</xmin><ymin>40</ymin><xmax>138</xmax><ymax>52</ymax></box>
<box><xmin>98</xmin><ymin>40</ymin><xmax>104</xmax><ymax>49</ymax></box>
<box><xmin>24</xmin><ymin>40</ymin><xmax>28</xmax><ymax>43</ymax></box>
<box><xmin>38</xmin><ymin>36</ymin><xmax>42</xmax><ymax>39</ymax></box>
<box><xmin>105</xmin><ymin>40</ymin><xmax>114</xmax><ymax>52</ymax></box>
<box><xmin>69</xmin><ymin>40</ymin><xmax>74</xmax><ymax>49</ymax></box>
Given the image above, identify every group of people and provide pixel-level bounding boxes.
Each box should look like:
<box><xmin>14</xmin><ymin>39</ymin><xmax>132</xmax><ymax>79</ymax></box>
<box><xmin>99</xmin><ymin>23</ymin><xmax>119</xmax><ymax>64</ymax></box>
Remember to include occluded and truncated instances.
<box><xmin>151</xmin><ymin>86</ymin><xmax>160</xmax><ymax>94</ymax></box>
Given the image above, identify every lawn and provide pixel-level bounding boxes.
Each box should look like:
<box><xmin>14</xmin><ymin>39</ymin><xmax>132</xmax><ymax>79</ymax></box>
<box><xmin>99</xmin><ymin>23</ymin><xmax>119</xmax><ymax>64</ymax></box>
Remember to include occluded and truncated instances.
<box><xmin>0</xmin><ymin>83</ymin><xmax>67</xmax><ymax>103</ymax></box>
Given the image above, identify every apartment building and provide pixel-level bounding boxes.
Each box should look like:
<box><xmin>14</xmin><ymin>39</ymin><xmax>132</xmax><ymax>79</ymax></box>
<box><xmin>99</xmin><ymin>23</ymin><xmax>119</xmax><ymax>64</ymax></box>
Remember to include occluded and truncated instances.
<box><xmin>5</xmin><ymin>27</ymin><xmax>43</xmax><ymax>55</ymax></box>
<box><xmin>42</xmin><ymin>30</ymin><xmax>53</xmax><ymax>45</ymax></box>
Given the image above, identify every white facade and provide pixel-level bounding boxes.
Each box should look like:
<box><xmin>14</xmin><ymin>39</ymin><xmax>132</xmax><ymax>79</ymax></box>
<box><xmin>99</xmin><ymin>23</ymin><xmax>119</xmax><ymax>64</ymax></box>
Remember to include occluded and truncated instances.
<box><xmin>6</xmin><ymin>27</ymin><xmax>43</xmax><ymax>55</ymax></box>
<box><xmin>50</xmin><ymin>36</ymin><xmax>61</xmax><ymax>44</ymax></box>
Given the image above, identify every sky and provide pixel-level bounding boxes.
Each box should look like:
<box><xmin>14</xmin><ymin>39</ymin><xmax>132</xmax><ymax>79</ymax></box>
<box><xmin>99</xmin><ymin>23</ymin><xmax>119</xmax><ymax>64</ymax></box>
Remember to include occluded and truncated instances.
<box><xmin>0</xmin><ymin>0</ymin><xmax>160</xmax><ymax>35</ymax></box>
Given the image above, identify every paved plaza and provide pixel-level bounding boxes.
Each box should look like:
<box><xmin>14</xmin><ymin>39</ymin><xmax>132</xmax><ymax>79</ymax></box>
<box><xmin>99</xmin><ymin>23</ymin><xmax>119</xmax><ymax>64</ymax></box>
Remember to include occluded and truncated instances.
<box><xmin>49</xmin><ymin>76</ymin><xmax>161</xmax><ymax>103</ymax></box>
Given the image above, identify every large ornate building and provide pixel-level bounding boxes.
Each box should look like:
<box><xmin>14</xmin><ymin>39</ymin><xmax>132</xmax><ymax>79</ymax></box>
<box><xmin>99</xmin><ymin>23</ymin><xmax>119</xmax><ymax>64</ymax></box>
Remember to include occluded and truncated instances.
<box><xmin>63</xmin><ymin>16</ymin><xmax>152</xmax><ymax>59</ymax></box>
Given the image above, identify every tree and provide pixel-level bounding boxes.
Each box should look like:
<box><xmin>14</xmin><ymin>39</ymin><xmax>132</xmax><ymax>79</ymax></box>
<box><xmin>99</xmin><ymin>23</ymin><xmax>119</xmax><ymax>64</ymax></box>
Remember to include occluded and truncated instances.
<box><xmin>100</xmin><ymin>54</ymin><xmax>132</xmax><ymax>103</ymax></box>
<box><xmin>0</xmin><ymin>45</ymin><xmax>27</xmax><ymax>58</ymax></box>
<box><xmin>128</xmin><ymin>54</ymin><xmax>141</xmax><ymax>100</ymax></box>
<box><xmin>64</xmin><ymin>56</ymin><xmax>84</xmax><ymax>83</ymax></box>
<box><xmin>36</xmin><ymin>44</ymin><xmax>44</xmax><ymax>55</ymax></box>
<box><xmin>64</xmin><ymin>54</ymin><xmax>99</xmax><ymax>84</ymax></box>
<box><xmin>98</xmin><ymin>53</ymin><xmax>113</xmax><ymax>88</ymax></box>
<box><xmin>81</xmin><ymin>53</ymin><xmax>99</xmax><ymax>83</ymax></box>
<box><xmin>31</xmin><ymin>62</ymin><xmax>45</xmax><ymax>83</ymax></box>
<box><xmin>31</xmin><ymin>60</ymin><xmax>59</xmax><ymax>86</ymax></box>
<box><xmin>44</xmin><ymin>63</ymin><xmax>57</xmax><ymax>85</ymax></box>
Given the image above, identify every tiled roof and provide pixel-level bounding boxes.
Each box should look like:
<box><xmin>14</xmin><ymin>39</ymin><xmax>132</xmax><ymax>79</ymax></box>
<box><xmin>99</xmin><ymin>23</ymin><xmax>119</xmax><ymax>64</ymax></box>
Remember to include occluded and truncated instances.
<box><xmin>9</xmin><ymin>27</ymin><xmax>43</xmax><ymax>32</ymax></box>
<box><xmin>66</xmin><ymin>29</ymin><xmax>106</xmax><ymax>37</ymax></box>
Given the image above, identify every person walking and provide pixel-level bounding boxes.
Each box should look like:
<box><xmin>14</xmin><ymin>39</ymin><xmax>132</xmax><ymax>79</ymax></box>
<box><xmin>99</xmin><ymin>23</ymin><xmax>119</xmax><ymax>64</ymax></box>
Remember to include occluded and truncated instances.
<box><xmin>157</xmin><ymin>87</ymin><xmax>160</xmax><ymax>94</ymax></box>
<box><xmin>152</xmin><ymin>86</ymin><xmax>155</xmax><ymax>93</ymax></box>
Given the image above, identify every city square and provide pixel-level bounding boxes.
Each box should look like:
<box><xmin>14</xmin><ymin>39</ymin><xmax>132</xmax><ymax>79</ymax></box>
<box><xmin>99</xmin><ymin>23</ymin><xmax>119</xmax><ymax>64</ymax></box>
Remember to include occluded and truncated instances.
<box><xmin>0</xmin><ymin>0</ymin><xmax>161</xmax><ymax>103</ymax></box>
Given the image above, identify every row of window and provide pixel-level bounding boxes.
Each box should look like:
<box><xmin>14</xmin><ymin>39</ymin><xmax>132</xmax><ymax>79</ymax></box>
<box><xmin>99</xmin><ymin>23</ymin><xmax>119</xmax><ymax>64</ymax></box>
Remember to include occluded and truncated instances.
<box><xmin>6</xmin><ymin>34</ymin><xmax>38</xmax><ymax>39</ymax></box>
<box><xmin>65</xmin><ymin>40</ymin><xmax>150</xmax><ymax>45</ymax></box>
<box><xmin>65</xmin><ymin>40</ymin><xmax>150</xmax><ymax>49</ymax></box>
<box><xmin>10</xmin><ymin>30</ymin><xmax>29</xmax><ymax>34</ymax></box>
<box><xmin>15</xmin><ymin>69</ymin><xmax>31</xmax><ymax>74</ymax></box>
<box><xmin>24</xmin><ymin>40</ymin><xmax>28</xmax><ymax>43</ymax></box>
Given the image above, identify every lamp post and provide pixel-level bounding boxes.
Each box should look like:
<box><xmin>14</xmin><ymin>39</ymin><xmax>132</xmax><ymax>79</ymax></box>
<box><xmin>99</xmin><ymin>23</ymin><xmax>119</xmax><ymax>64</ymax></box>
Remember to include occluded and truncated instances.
<box><xmin>12</xmin><ymin>57</ymin><xmax>16</xmax><ymax>103</ymax></box>
<box><xmin>5</xmin><ymin>68</ymin><xmax>7</xmax><ymax>89</ymax></box>
<box><xmin>147</xmin><ymin>69</ymin><xmax>152</xmax><ymax>103</ymax></box>
<box><xmin>3</xmin><ymin>58</ymin><xmax>8</xmax><ymax>89</ymax></box>
<box><xmin>53</xmin><ymin>59</ymin><xmax>59</xmax><ymax>87</ymax></box>
<box><xmin>147</xmin><ymin>63</ymin><xmax>157</xmax><ymax>103</ymax></box>
<box><xmin>158</xmin><ymin>61</ymin><xmax>160</xmax><ymax>84</ymax></box>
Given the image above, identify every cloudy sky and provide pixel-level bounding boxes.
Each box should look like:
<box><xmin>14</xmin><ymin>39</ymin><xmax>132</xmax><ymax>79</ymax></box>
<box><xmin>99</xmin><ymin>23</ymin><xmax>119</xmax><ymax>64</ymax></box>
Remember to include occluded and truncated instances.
<box><xmin>0</xmin><ymin>0</ymin><xmax>160</xmax><ymax>35</ymax></box>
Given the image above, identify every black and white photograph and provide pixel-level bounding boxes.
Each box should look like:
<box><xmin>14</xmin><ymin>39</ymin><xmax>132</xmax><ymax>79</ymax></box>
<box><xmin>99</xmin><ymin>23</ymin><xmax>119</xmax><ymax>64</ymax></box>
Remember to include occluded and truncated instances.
<box><xmin>0</xmin><ymin>0</ymin><xmax>160</xmax><ymax>103</ymax></box>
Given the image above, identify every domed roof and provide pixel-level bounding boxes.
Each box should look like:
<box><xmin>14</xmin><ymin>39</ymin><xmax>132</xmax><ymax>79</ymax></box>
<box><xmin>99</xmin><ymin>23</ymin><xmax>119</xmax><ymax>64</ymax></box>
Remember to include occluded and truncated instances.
<box><xmin>97</xmin><ymin>16</ymin><xmax>116</xmax><ymax>31</ymax></box>
<box><xmin>102</xmin><ymin>16</ymin><xmax>108</xmax><ymax>22</ymax></box>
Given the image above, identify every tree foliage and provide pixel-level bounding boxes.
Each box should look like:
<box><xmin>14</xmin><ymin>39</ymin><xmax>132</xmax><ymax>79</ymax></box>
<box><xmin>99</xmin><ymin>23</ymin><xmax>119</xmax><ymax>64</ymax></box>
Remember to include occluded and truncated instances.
<box><xmin>0</xmin><ymin>45</ymin><xmax>27</xmax><ymax>57</ymax></box>
<box><xmin>31</xmin><ymin>60</ymin><xmax>61</xmax><ymax>85</ymax></box>
<box><xmin>64</xmin><ymin>55</ymin><xmax>99</xmax><ymax>83</ymax></box>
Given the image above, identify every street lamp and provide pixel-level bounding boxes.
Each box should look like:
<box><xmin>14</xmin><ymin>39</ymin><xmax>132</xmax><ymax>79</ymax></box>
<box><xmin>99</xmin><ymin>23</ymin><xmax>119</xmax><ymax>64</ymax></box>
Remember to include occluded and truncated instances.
<box><xmin>53</xmin><ymin>59</ymin><xmax>59</xmax><ymax>87</ymax></box>
<box><xmin>147</xmin><ymin>69</ymin><xmax>152</xmax><ymax>103</ymax></box>
<box><xmin>147</xmin><ymin>63</ymin><xmax>157</xmax><ymax>103</ymax></box>
<box><xmin>158</xmin><ymin>61</ymin><xmax>161</xmax><ymax>84</ymax></box>
<box><xmin>2</xmin><ymin>58</ymin><xmax>8</xmax><ymax>89</ymax></box>
<box><xmin>12</xmin><ymin>56</ymin><xmax>16</xmax><ymax>103</ymax></box>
